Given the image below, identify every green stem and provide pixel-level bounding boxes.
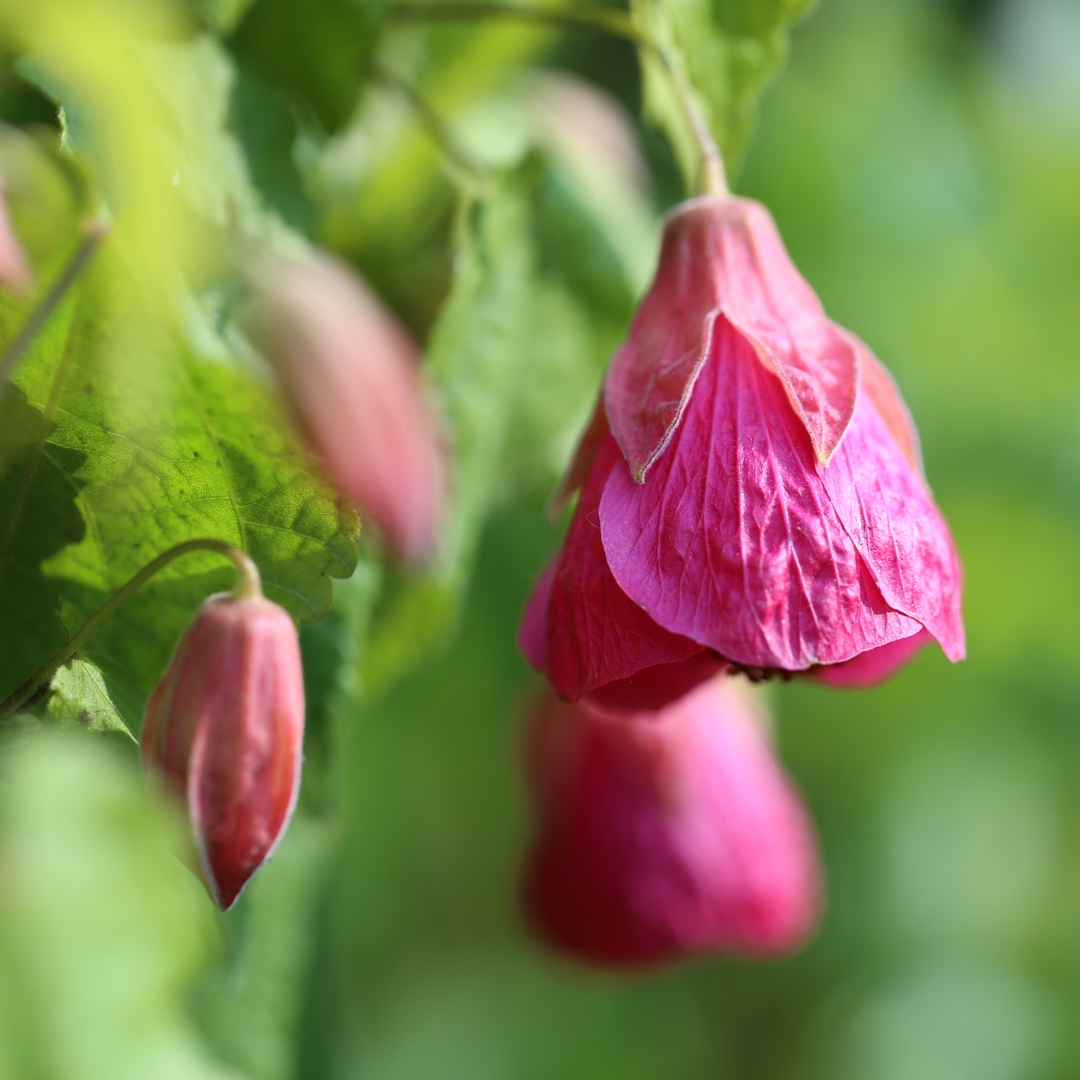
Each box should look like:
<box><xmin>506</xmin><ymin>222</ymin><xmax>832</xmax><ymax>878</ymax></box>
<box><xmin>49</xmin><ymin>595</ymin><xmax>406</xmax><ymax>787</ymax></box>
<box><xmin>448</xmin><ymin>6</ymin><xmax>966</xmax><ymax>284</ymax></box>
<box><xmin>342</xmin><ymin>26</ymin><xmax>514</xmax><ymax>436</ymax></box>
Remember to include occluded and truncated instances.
<box><xmin>385</xmin><ymin>2</ymin><xmax>728</xmax><ymax>198</ymax></box>
<box><xmin>0</xmin><ymin>539</ymin><xmax>261</xmax><ymax>720</ymax></box>
<box><xmin>0</xmin><ymin>220</ymin><xmax>108</xmax><ymax>390</ymax></box>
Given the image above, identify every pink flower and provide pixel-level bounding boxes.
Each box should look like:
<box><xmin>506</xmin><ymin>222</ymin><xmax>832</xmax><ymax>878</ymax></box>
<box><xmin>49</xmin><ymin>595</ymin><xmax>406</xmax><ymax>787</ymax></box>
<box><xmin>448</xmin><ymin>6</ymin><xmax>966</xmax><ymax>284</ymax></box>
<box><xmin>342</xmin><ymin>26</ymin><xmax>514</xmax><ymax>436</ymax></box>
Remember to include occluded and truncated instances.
<box><xmin>141</xmin><ymin>591</ymin><xmax>305</xmax><ymax>909</ymax></box>
<box><xmin>255</xmin><ymin>254</ymin><xmax>446</xmax><ymax>565</ymax></box>
<box><xmin>520</xmin><ymin>677</ymin><xmax>821</xmax><ymax>968</ymax></box>
<box><xmin>521</xmin><ymin>196</ymin><xmax>964</xmax><ymax>701</ymax></box>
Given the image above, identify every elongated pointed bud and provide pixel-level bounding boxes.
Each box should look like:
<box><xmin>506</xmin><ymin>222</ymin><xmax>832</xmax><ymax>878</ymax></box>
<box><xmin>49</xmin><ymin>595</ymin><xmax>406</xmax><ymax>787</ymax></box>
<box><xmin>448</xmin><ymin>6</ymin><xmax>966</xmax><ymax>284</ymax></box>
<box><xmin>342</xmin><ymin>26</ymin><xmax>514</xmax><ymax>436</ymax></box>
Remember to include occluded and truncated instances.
<box><xmin>141</xmin><ymin>590</ymin><xmax>304</xmax><ymax>909</ymax></box>
<box><xmin>521</xmin><ymin>678</ymin><xmax>821</xmax><ymax>968</ymax></box>
<box><xmin>253</xmin><ymin>253</ymin><xmax>446</xmax><ymax>565</ymax></box>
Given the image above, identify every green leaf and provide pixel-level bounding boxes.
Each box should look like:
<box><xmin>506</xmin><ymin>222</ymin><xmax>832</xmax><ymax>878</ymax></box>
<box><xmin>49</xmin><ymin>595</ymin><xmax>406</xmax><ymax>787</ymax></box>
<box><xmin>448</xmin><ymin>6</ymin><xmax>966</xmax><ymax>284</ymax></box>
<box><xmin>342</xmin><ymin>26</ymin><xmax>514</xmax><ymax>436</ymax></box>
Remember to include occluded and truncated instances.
<box><xmin>229</xmin><ymin>0</ymin><xmax>390</xmax><ymax>135</ymax></box>
<box><xmin>633</xmin><ymin>0</ymin><xmax>815</xmax><ymax>185</ymax></box>
<box><xmin>0</xmin><ymin>250</ymin><xmax>359</xmax><ymax>732</ymax></box>
<box><xmin>44</xmin><ymin>657</ymin><xmax>136</xmax><ymax>744</ymax></box>
<box><xmin>0</xmin><ymin>734</ymin><xmax>241</xmax><ymax>1079</ymax></box>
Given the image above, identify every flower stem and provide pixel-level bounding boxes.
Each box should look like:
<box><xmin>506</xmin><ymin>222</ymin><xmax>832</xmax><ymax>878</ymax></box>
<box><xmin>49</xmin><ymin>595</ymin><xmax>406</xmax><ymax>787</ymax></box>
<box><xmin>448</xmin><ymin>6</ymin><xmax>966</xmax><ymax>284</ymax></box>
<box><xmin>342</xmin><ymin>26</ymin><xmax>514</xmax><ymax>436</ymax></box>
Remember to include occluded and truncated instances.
<box><xmin>0</xmin><ymin>220</ymin><xmax>108</xmax><ymax>390</ymax></box>
<box><xmin>384</xmin><ymin>2</ymin><xmax>728</xmax><ymax>198</ymax></box>
<box><xmin>0</xmin><ymin>539</ymin><xmax>261</xmax><ymax>720</ymax></box>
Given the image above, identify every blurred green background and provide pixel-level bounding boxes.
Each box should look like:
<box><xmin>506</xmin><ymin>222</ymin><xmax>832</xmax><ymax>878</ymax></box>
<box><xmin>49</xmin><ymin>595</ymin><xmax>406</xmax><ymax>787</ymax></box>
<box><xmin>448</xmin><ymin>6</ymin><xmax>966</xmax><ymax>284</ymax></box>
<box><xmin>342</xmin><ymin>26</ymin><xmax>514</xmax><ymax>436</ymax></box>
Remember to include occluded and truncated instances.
<box><xmin>2</xmin><ymin>0</ymin><xmax>1080</xmax><ymax>1077</ymax></box>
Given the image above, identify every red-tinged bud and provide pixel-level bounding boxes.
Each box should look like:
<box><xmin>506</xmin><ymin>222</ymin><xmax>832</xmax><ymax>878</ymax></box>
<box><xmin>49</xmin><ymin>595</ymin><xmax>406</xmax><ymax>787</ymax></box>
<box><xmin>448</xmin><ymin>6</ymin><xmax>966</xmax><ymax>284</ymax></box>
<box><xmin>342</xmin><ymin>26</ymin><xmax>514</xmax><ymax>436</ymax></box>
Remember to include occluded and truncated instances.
<box><xmin>141</xmin><ymin>591</ymin><xmax>304</xmax><ymax>909</ymax></box>
<box><xmin>520</xmin><ymin>677</ymin><xmax>821</xmax><ymax>969</ymax></box>
<box><xmin>254</xmin><ymin>254</ymin><xmax>446</xmax><ymax>565</ymax></box>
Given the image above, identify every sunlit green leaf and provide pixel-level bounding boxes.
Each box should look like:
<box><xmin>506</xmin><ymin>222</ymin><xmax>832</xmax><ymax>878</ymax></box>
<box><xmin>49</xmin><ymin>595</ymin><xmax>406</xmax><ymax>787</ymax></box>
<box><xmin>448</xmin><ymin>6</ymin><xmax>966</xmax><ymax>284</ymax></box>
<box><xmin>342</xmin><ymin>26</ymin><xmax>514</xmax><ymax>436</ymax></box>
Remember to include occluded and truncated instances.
<box><xmin>0</xmin><ymin>734</ymin><xmax>239</xmax><ymax>1079</ymax></box>
<box><xmin>633</xmin><ymin>0</ymin><xmax>815</xmax><ymax>187</ymax></box>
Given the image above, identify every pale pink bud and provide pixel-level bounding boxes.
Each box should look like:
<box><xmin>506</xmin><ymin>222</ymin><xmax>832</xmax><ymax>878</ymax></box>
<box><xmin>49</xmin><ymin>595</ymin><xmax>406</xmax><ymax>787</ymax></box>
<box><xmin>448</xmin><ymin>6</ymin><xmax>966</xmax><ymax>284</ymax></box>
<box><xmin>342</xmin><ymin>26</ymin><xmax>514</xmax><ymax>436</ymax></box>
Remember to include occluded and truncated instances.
<box><xmin>521</xmin><ymin>677</ymin><xmax>821</xmax><ymax>968</ymax></box>
<box><xmin>255</xmin><ymin>254</ymin><xmax>446</xmax><ymax>565</ymax></box>
<box><xmin>0</xmin><ymin>177</ymin><xmax>30</xmax><ymax>291</ymax></box>
<box><xmin>141</xmin><ymin>592</ymin><xmax>305</xmax><ymax>909</ymax></box>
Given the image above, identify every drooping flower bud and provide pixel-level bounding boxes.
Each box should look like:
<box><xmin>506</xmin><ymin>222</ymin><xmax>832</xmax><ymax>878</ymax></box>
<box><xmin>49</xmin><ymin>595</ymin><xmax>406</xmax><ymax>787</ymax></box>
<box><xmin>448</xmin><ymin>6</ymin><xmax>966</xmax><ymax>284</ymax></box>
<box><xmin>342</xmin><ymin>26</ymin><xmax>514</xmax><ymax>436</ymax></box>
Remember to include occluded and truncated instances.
<box><xmin>140</xmin><ymin>588</ymin><xmax>305</xmax><ymax>909</ymax></box>
<box><xmin>520</xmin><ymin>677</ymin><xmax>821</xmax><ymax>968</ymax></box>
<box><xmin>522</xmin><ymin>195</ymin><xmax>964</xmax><ymax>702</ymax></box>
<box><xmin>253</xmin><ymin>253</ymin><xmax>446</xmax><ymax>565</ymax></box>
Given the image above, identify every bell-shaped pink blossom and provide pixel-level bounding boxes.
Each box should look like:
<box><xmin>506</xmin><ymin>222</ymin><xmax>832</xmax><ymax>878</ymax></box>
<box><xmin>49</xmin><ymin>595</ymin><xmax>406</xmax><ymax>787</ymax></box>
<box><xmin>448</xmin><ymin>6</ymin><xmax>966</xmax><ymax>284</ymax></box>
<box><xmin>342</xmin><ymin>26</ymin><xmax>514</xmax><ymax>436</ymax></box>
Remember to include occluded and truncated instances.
<box><xmin>255</xmin><ymin>254</ymin><xmax>446</xmax><ymax>565</ymax></box>
<box><xmin>520</xmin><ymin>677</ymin><xmax>821</xmax><ymax>968</ymax></box>
<box><xmin>522</xmin><ymin>196</ymin><xmax>964</xmax><ymax>701</ymax></box>
<box><xmin>141</xmin><ymin>591</ymin><xmax>305</xmax><ymax>909</ymax></box>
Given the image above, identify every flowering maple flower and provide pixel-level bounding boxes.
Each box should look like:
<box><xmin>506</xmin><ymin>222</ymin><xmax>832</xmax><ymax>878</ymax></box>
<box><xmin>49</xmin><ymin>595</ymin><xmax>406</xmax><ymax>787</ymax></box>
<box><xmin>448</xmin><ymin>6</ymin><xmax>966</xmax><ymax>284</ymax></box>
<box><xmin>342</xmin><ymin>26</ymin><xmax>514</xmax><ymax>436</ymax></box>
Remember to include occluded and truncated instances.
<box><xmin>521</xmin><ymin>195</ymin><xmax>964</xmax><ymax>702</ymax></box>
<box><xmin>255</xmin><ymin>253</ymin><xmax>446</xmax><ymax>566</ymax></box>
<box><xmin>520</xmin><ymin>676</ymin><xmax>820</xmax><ymax>968</ymax></box>
<box><xmin>140</xmin><ymin>590</ymin><xmax>305</xmax><ymax>909</ymax></box>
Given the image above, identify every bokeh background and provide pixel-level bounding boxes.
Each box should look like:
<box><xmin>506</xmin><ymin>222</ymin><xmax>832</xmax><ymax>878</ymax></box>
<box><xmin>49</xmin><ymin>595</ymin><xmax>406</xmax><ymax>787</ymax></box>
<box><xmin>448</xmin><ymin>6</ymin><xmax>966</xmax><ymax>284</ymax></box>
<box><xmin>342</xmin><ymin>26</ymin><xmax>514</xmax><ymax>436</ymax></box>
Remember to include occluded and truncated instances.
<box><xmin>1</xmin><ymin>0</ymin><xmax>1079</xmax><ymax>1077</ymax></box>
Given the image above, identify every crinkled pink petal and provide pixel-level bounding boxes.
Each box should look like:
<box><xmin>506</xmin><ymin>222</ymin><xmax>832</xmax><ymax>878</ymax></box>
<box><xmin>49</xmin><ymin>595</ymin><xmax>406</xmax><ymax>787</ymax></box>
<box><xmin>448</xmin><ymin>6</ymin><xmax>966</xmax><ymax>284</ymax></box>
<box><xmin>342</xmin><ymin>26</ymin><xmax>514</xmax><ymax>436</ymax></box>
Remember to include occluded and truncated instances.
<box><xmin>601</xmin><ymin>317</ymin><xmax>922</xmax><ymax>671</ymax></box>
<box><xmin>815</xmin><ymin>629</ymin><xmax>932</xmax><ymax>688</ymax></box>
<box><xmin>818</xmin><ymin>391</ymin><xmax>965</xmax><ymax>662</ymax></box>
<box><xmin>604</xmin><ymin>197</ymin><xmax>857</xmax><ymax>481</ymax></box>
<box><xmin>848</xmin><ymin>330</ymin><xmax>924</xmax><ymax>478</ymax></box>
<box><xmin>521</xmin><ymin>677</ymin><xmax>821</xmax><ymax>967</ymax></box>
<box><xmin>543</xmin><ymin>434</ymin><xmax>706</xmax><ymax>701</ymax></box>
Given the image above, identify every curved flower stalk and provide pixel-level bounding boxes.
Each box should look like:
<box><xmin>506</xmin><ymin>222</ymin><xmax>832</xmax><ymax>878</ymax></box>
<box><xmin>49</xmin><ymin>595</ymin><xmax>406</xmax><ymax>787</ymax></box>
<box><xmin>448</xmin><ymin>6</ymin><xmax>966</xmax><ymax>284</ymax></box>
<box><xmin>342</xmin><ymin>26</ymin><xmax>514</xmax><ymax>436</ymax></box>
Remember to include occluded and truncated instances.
<box><xmin>520</xmin><ymin>676</ymin><xmax>821</xmax><ymax>968</ymax></box>
<box><xmin>141</xmin><ymin>587</ymin><xmax>305</xmax><ymax>910</ymax></box>
<box><xmin>522</xmin><ymin>196</ymin><xmax>964</xmax><ymax>702</ymax></box>
<box><xmin>254</xmin><ymin>253</ymin><xmax>447</xmax><ymax>566</ymax></box>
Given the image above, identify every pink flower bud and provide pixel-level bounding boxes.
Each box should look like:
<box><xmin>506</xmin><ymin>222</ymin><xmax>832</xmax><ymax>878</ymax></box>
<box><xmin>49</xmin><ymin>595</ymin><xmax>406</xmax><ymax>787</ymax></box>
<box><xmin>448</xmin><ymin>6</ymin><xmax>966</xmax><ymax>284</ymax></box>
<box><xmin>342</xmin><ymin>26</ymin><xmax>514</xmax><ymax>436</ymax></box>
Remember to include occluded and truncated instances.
<box><xmin>255</xmin><ymin>254</ymin><xmax>446</xmax><ymax>565</ymax></box>
<box><xmin>521</xmin><ymin>677</ymin><xmax>821</xmax><ymax>968</ymax></box>
<box><xmin>141</xmin><ymin>592</ymin><xmax>305</xmax><ymax>909</ymax></box>
<box><xmin>522</xmin><ymin>196</ymin><xmax>964</xmax><ymax>701</ymax></box>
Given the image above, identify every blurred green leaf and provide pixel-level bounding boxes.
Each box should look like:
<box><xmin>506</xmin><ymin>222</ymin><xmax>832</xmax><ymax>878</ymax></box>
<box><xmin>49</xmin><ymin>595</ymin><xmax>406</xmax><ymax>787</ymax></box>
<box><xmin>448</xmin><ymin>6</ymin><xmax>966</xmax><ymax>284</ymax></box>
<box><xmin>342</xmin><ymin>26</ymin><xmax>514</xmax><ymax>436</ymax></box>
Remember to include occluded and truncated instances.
<box><xmin>0</xmin><ymin>734</ymin><xmax>239</xmax><ymax>1080</ymax></box>
<box><xmin>360</xmin><ymin>155</ymin><xmax>615</xmax><ymax>694</ymax></box>
<box><xmin>632</xmin><ymin>0</ymin><xmax>814</xmax><ymax>186</ymax></box>
<box><xmin>229</xmin><ymin>0</ymin><xmax>390</xmax><ymax>135</ymax></box>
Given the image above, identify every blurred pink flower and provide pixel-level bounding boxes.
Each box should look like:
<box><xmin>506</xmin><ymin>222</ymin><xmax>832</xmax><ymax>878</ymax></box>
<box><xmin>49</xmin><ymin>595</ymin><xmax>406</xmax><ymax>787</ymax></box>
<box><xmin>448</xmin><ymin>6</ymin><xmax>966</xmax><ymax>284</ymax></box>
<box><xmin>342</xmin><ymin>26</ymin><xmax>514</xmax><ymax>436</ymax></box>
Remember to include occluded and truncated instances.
<box><xmin>520</xmin><ymin>676</ymin><xmax>820</xmax><ymax>968</ymax></box>
<box><xmin>256</xmin><ymin>254</ymin><xmax>446</xmax><ymax>565</ymax></box>
<box><xmin>141</xmin><ymin>591</ymin><xmax>305</xmax><ymax>910</ymax></box>
<box><xmin>521</xmin><ymin>196</ymin><xmax>964</xmax><ymax>701</ymax></box>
